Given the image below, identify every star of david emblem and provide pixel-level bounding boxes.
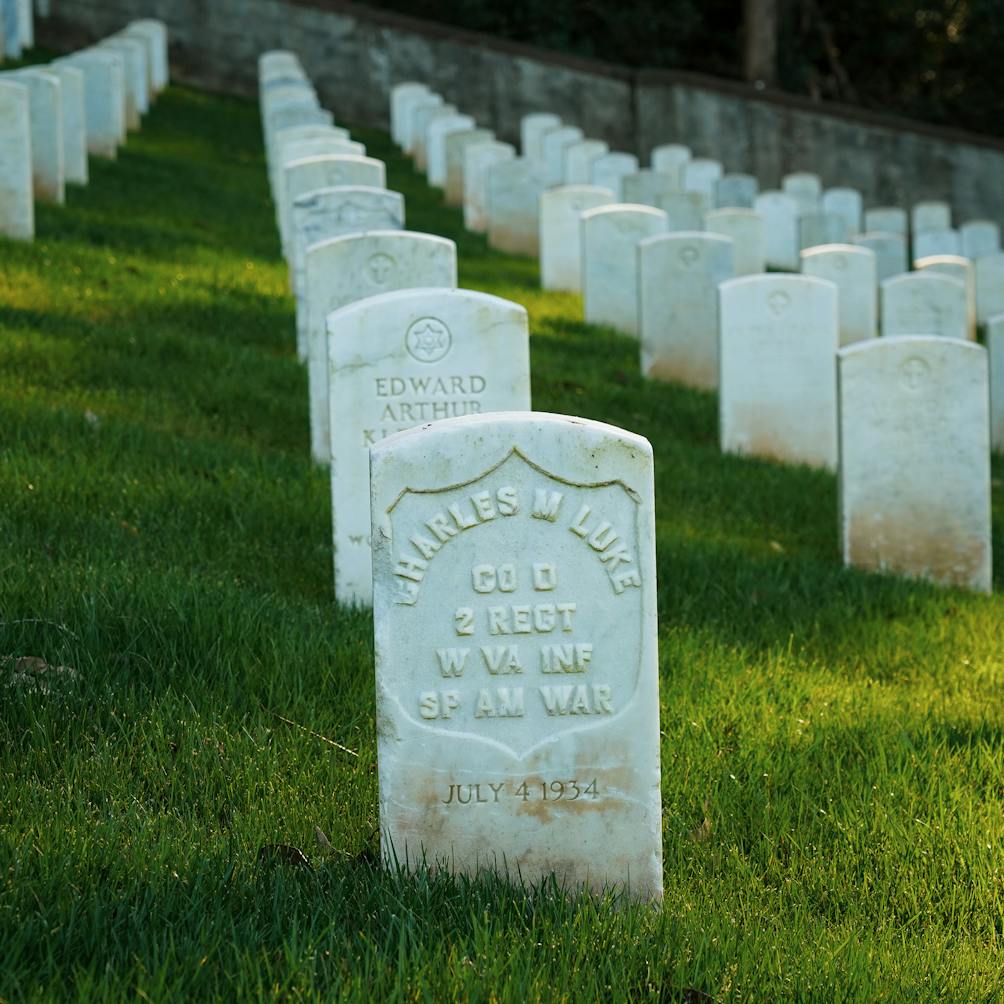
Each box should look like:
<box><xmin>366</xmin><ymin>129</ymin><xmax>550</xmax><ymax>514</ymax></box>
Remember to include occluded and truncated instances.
<box><xmin>405</xmin><ymin>317</ymin><xmax>452</xmax><ymax>363</ymax></box>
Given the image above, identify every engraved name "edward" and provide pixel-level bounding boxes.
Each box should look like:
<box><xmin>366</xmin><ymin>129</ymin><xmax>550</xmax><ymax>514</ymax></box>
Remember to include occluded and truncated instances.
<box><xmin>393</xmin><ymin>486</ymin><xmax>640</xmax><ymax>604</ymax></box>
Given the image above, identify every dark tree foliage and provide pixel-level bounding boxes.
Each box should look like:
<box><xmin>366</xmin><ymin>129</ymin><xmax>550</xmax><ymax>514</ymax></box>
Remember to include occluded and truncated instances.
<box><xmin>366</xmin><ymin>0</ymin><xmax>1004</xmax><ymax>137</ymax></box>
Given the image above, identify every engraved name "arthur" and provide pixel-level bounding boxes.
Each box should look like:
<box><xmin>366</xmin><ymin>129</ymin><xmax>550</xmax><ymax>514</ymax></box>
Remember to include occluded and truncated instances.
<box><xmin>394</xmin><ymin>485</ymin><xmax>640</xmax><ymax>604</ymax></box>
<box><xmin>363</xmin><ymin>375</ymin><xmax>488</xmax><ymax>444</ymax></box>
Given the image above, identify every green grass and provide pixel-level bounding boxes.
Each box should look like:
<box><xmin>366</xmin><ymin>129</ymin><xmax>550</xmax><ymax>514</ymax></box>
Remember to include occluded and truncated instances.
<box><xmin>1</xmin><ymin>79</ymin><xmax>1002</xmax><ymax>1003</ymax></box>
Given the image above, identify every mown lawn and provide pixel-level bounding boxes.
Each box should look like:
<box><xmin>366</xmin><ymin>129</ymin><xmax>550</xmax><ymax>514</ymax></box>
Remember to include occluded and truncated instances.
<box><xmin>0</xmin><ymin>78</ymin><xmax>1002</xmax><ymax>1003</ymax></box>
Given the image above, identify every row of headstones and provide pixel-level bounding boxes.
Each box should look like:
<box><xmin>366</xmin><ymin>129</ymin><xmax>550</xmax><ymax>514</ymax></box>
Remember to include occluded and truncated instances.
<box><xmin>390</xmin><ymin>82</ymin><xmax>998</xmax><ymax>596</ymax></box>
<box><xmin>0</xmin><ymin>18</ymin><xmax>167</xmax><ymax>240</ymax></box>
<box><xmin>1</xmin><ymin>0</ymin><xmax>35</xmax><ymax>64</ymax></box>
<box><xmin>259</xmin><ymin>54</ymin><xmax>535</xmax><ymax>610</ymax></box>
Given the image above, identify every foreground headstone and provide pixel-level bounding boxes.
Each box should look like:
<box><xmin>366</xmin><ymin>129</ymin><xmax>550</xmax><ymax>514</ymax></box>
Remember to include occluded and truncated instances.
<box><xmin>853</xmin><ymin>231</ymin><xmax>908</xmax><ymax>282</ymax></box>
<box><xmin>563</xmin><ymin>139</ymin><xmax>608</xmax><ymax>185</ymax></box>
<box><xmin>719</xmin><ymin>274</ymin><xmax>838</xmax><ymax>468</ymax></box>
<box><xmin>305</xmin><ymin>231</ymin><xmax>457</xmax><ymax>467</ymax></box>
<box><xmin>988</xmin><ymin>315</ymin><xmax>1004</xmax><ymax>453</ymax></box>
<box><xmin>881</xmin><ymin>272</ymin><xmax>967</xmax><ymax>341</ymax></box>
<box><xmin>704</xmin><ymin>208</ymin><xmax>764</xmax><ymax>275</ymax></box>
<box><xmin>911</xmin><ymin>200</ymin><xmax>951</xmax><ymax>235</ymax></box>
<box><xmin>444</xmin><ymin>128</ymin><xmax>494</xmax><ymax>207</ymax></box>
<box><xmin>540</xmin><ymin>185</ymin><xmax>616</xmax><ymax>292</ymax></box>
<box><xmin>800</xmin><ymin>244</ymin><xmax>877</xmax><ymax>346</ymax></box>
<box><xmin>781</xmin><ymin>172</ymin><xmax>821</xmax><ymax>215</ymax></box>
<box><xmin>0</xmin><ymin>80</ymin><xmax>33</xmax><ymax>240</ymax></box>
<box><xmin>464</xmin><ymin>141</ymin><xmax>514</xmax><ymax>233</ymax></box>
<box><xmin>590</xmin><ymin>152</ymin><xmax>639</xmax><ymax>200</ymax></box>
<box><xmin>838</xmin><ymin>336</ymin><xmax>991</xmax><ymax>593</ymax></box>
<box><xmin>331</xmin><ymin>289</ymin><xmax>531</xmax><ymax>603</ymax></box>
<box><xmin>755</xmin><ymin>191</ymin><xmax>799</xmax><ymax>270</ymax></box>
<box><xmin>864</xmin><ymin>207</ymin><xmax>907</xmax><ymax>235</ymax></box>
<box><xmin>960</xmin><ymin>220</ymin><xmax>1000</xmax><ymax>260</ymax></box>
<box><xmin>427</xmin><ymin>113</ymin><xmax>475</xmax><ymax>188</ymax></box>
<box><xmin>486</xmin><ymin>158</ymin><xmax>547</xmax><ymax>257</ymax></box>
<box><xmin>639</xmin><ymin>231</ymin><xmax>734</xmax><ymax>388</ymax></box>
<box><xmin>915</xmin><ymin>254</ymin><xmax>976</xmax><ymax>340</ymax></box>
<box><xmin>292</xmin><ymin>185</ymin><xmax>405</xmax><ymax>364</ymax></box>
<box><xmin>975</xmin><ymin>253</ymin><xmax>1004</xmax><ymax>326</ymax></box>
<box><xmin>521</xmin><ymin>113</ymin><xmax>561</xmax><ymax>160</ymax></box>
<box><xmin>582</xmin><ymin>205</ymin><xmax>668</xmax><ymax>336</ymax></box>
<box><xmin>371</xmin><ymin>411</ymin><xmax>663</xmax><ymax>900</ymax></box>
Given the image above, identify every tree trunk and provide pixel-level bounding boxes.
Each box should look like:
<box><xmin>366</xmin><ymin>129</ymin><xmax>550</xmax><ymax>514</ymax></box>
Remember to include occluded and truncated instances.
<box><xmin>744</xmin><ymin>0</ymin><xmax>778</xmax><ymax>86</ymax></box>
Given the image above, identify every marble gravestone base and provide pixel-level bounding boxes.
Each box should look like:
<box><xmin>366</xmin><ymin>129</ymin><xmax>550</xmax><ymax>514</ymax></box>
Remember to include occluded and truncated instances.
<box><xmin>370</xmin><ymin>411</ymin><xmax>663</xmax><ymax>901</ymax></box>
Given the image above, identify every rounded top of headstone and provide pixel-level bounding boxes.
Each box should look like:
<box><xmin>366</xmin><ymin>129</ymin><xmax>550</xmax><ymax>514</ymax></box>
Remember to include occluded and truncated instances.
<box><xmin>801</xmin><ymin>243</ymin><xmax>874</xmax><ymax>260</ymax></box>
<box><xmin>581</xmin><ymin>203</ymin><xmax>667</xmax><ymax>222</ymax></box>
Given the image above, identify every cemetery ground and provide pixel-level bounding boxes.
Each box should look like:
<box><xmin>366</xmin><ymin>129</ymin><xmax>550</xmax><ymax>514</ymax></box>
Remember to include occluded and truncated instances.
<box><xmin>1</xmin><ymin>81</ymin><xmax>1002</xmax><ymax>1003</ymax></box>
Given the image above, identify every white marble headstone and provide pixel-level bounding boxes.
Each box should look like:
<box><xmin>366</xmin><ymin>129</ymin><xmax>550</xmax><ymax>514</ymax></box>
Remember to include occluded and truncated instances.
<box><xmin>563</xmin><ymin>139</ymin><xmax>608</xmax><ymax>185</ymax></box>
<box><xmin>304</xmin><ymin>231</ymin><xmax>457</xmax><ymax>467</ymax></box>
<box><xmin>838</xmin><ymin>336</ymin><xmax>991</xmax><ymax>593</ymax></box>
<box><xmin>754</xmin><ymin>191</ymin><xmax>799</xmax><ymax>271</ymax></box>
<box><xmin>911</xmin><ymin>200</ymin><xmax>951</xmax><ymax>235</ymax></box>
<box><xmin>639</xmin><ymin>231</ymin><xmax>734</xmax><ymax>389</ymax></box>
<box><xmin>292</xmin><ymin>185</ymin><xmax>405</xmax><ymax>365</ymax></box>
<box><xmin>427</xmin><ymin>113</ymin><xmax>475</xmax><ymax>188</ymax></box>
<box><xmin>391</xmin><ymin>82</ymin><xmax>429</xmax><ymax>146</ymax></box>
<box><xmin>659</xmin><ymin>191</ymin><xmax>706</xmax><ymax>232</ymax></box>
<box><xmin>798</xmin><ymin>211</ymin><xmax>850</xmax><ymax>251</ymax></box>
<box><xmin>331</xmin><ymin>288</ymin><xmax>531</xmax><ymax>602</ymax></box>
<box><xmin>444</xmin><ymin>128</ymin><xmax>494</xmax><ymax>207</ymax></box>
<box><xmin>682</xmin><ymin>159</ymin><xmax>722</xmax><ymax>210</ymax></box>
<box><xmin>853</xmin><ymin>232</ymin><xmax>908</xmax><ymax>282</ymax></box>
<box><xmin>915</xmin><ymin>254</ymin><xmax>976</xmax><ymax>340</ymax></box>
<box><xmin>821</xmin><ymin>187</ymin><xmax>862</xmax><ymax>236</ymax></box>
<box><xmin>539</xmin><ymin>185</ymin><xmax>616</xmax><ymax>292</ymax></box>
<box><xmin>651</xmin><ymin>143</ymin><xmax>690</xmax><ymax>177</ymax></box>
<box><xmin>988</xmin><ymin>315</ymin><xmax>1004</xmax><ymax>453</ymax></box>
<box><xmin>464</xmin><ymin>141</ymin><xmax>515</xmax><ymax>234</ymax></box>
<box><xmin>394</xmin><ymin>85</ymin><xmax>432</xmax><ymax>148</ymax></box>
<box><xmin>582</xmin><ymin>204</ymin><xmax>668</xmax><ymax>336</ymax></box>
<box><xmin>621</xmin><ymin>170</ymin><xmax>680</xmax><ymax>208</ymax></box>
<box><xmin>913</xmin><ymin>228</ymin><xmax>961</xmax><ymax>260</ymax></box>
<box><xmin>486</xmin><ymin>157</ymin><xmax>548</xmax><ymax>257</ymax></box>
<box><xmin>714</xmin><ymin>173</ymin><xmax>757</xmax><ymax>209</ymax></box>
<box><xmin>960</xmin><ymin>220</ymin><xmax>1000</xmax><ymax>260</ymax></box>
<box><xmin>541</xmin><ymin>126</ymin><xmax>583</xmax><ymax>187</ymax></box>
<box><xmin>781</xmin><ymin>172</ymin><xmax>821</xmax><ymax>215</ymax></box>
<box><xmin>704</xmin><ymin>208</ymin><xmax>764</xmax><ymax>276</ymax></box>
<box><xmin>590</xmin><ymin>153</ymin><xmax>639</xmax><ymax>201</ymax></box>
<box><xmin>881</xmin><ymin>272</ymin><xmax>967</xmax><ymax>341</ymax></box>
<box><xmin>719</xmin><ymin>274</ymin><xmax>839</xmax><ymax>468</ymax></box>
<box><xmin>520</xmin><ymin>113</ymin><xmax>561</xmax><ymax>161</ymax></box>
<box><xmin>414</xmin><ymin>104</ymin><xmax>457</xmax><ymax>173</ymax></box>
<box><xmin>800</xmin><ymin>244</ymin><xmax>877</xmax><ymax>346</ymax></box>
<box><xmin>48</xmin><ymin>63</ymin><xmax>87</xmax><ymax>186</ymax></box>
<box><xmin>864</xmin><ymin>207</ymin><xmax>907</xmax><ymax>235</ymax></box>
<box><xmin>0</xmin><ymin>80</ymin><xmax>33</xmax><ymax>240</ymax></box>
<box><xmin>974</xmin><ymin>253</ymin><xmax>1004</xmax><ymax>327</ymax></box>
<box><xmin>403</xmin><ymin>94</ymin><xmax>443</xmax><ymax>155</ymax></box>
<box><xmin>10</xmin><ymin>68</ymin><xmax>63</xmax><ymax>205</ymax></box>
<box><xmin>370</xmin><ymin>411</ymin><xmax>663</xmax><ymax>900</ymax></box>
<box><xmin>63</xmin><ymin>50</ymin><xmax>123</xmax><ymax>159</ymax></box>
